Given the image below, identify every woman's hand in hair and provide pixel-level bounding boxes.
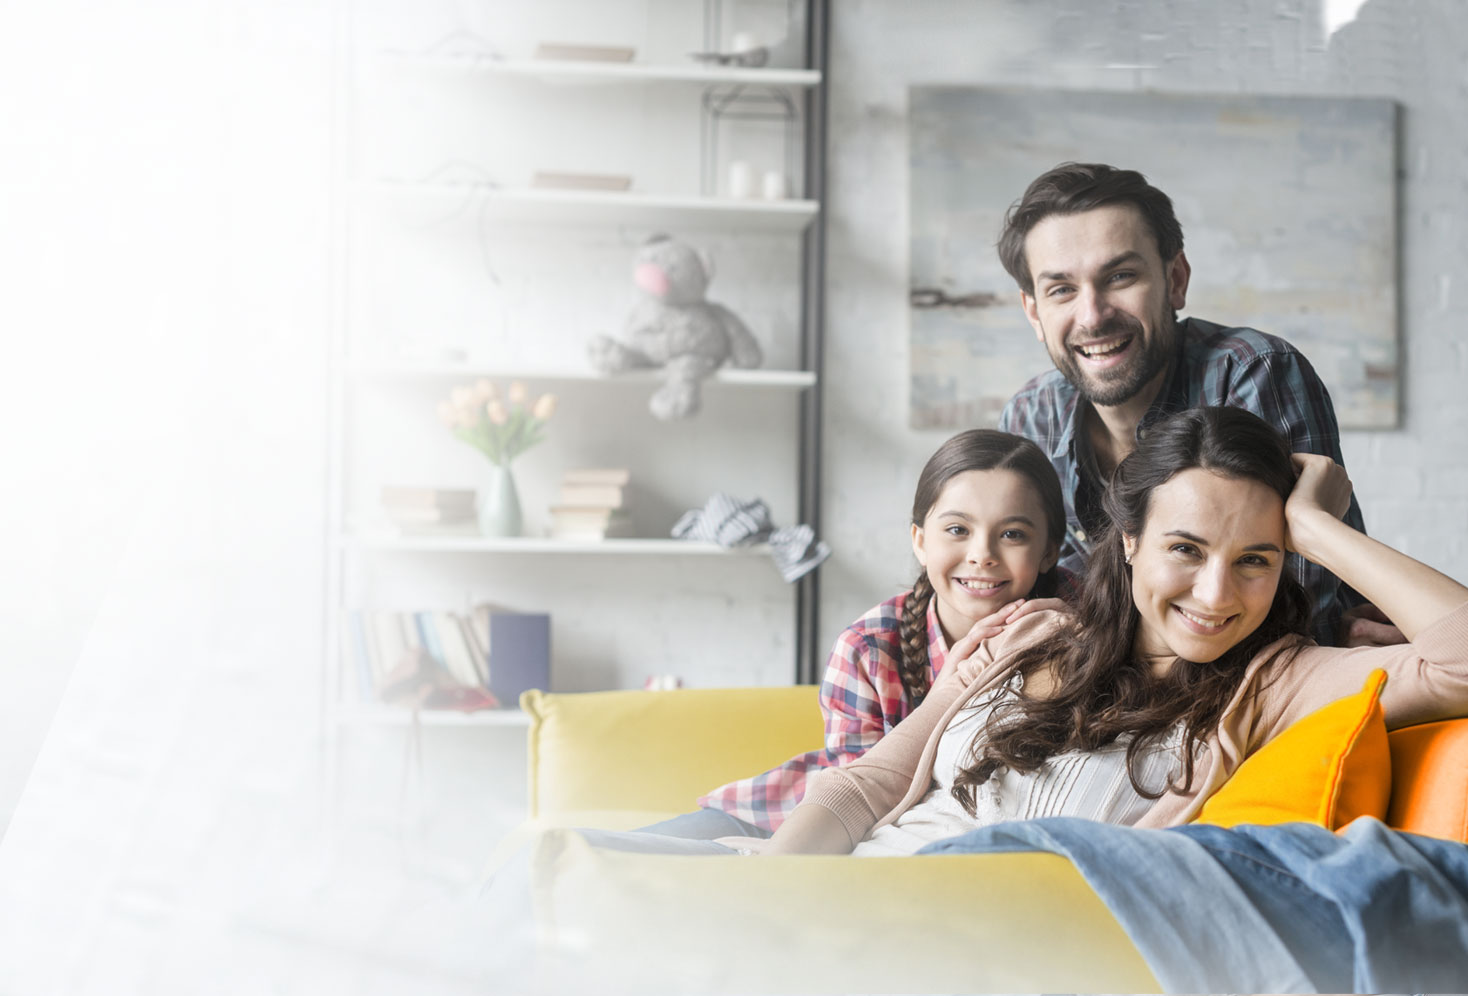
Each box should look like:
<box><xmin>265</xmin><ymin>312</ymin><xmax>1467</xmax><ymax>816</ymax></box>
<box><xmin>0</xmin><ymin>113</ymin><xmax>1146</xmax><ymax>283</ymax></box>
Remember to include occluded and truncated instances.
<box><xmin>1284</xmin><ymin>453</ymin><xmax>1354</xmax><ymax>558</ymax></box>
<box><xmin>1283</xmin><ymin>450</ymin><xmax>1468</xmax><ymax>642</ymax></box>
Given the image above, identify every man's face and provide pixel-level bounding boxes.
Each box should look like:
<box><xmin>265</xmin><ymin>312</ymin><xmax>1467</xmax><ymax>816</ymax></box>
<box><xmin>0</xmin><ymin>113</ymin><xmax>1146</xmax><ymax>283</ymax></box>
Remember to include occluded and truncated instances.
<box><xmin>1019</xmin><ymin>204</ymin><xmax>1190</xmax><ymax>408</ymax></box>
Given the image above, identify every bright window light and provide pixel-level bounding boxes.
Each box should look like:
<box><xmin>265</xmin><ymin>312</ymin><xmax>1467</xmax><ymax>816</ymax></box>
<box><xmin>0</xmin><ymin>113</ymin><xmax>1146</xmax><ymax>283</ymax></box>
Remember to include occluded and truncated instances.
<box><xmin>1324</xmin><ymin>0</ymin><xmax>1369</xmax><ymax>34</ymax></box>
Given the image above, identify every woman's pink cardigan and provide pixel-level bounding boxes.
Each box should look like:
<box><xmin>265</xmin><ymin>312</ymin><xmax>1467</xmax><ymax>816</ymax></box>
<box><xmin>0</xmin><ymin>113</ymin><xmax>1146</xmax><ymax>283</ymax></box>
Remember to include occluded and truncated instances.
<box><xmin>801</xmin><ymin>603</ymin><xmax>1468</xmax><ymax>847</ymax></box>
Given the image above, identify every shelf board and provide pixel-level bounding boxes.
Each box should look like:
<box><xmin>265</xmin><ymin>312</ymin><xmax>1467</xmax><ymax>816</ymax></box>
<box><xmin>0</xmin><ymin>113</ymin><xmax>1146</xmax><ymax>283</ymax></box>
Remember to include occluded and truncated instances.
<box><xmin>341</xmin><ymin>535</ymin><xmax>773</xmax><ymax>555</ymax></box>
<box><xmin>348</xmin><ymin>363</ymin><xmax>816</xmax><ymax>389</ymax></box>
<box><xmin>363</xmin><ymin>181</ymin><xmax>819</xmax><ymax>233</ymax></box>
<box><xmin>333</xmin><ymin>704</ymin><xmax>530</xmax><ymax>727</ymax></box>
<box><xmin>378</xmin><ymin>51</ymin><xmax>822</xmax><ymax>88</ymax></box>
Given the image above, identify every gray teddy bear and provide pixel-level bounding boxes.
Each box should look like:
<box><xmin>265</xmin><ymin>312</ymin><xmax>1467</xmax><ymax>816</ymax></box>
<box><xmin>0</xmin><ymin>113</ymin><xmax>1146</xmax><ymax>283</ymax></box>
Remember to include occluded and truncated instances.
<box><xmin>587</xmin><ymin>234</ymin><xmax>763</xmax><ymax>419</ymax></box>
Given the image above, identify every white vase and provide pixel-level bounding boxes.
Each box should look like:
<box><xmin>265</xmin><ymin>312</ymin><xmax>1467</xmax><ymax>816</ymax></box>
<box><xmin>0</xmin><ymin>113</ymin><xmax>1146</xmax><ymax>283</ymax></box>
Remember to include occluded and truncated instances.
<box><xmin>478</xmin><ymin>463</ymin><xmax>523</xmax><ymax>538</ymax></box>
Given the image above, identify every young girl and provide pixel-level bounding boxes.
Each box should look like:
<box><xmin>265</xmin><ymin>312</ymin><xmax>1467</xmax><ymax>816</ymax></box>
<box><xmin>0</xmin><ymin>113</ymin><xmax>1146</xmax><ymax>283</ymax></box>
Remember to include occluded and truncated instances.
<box><xmin>732</xmin><ymin>408</ymin><xmax>1468</xmax><ymax>857</ymax></box>
<box><xmin>645</xmin><ymin>429</ymin><xmax>1071</xmax><ymax>840</ymax></box>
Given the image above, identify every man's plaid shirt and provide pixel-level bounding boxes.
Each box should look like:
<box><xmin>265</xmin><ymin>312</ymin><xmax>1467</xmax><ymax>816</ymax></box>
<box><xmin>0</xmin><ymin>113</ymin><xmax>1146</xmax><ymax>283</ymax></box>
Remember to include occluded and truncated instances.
<box><xmin>999</xmin><ymin>316</ymin><xmax>1365</xmax><ymax>644</ymax></box>
<box><xmin>698</xmin><ymin>591</ymin><xmax>949</xmax><ymax>831</ymax></box>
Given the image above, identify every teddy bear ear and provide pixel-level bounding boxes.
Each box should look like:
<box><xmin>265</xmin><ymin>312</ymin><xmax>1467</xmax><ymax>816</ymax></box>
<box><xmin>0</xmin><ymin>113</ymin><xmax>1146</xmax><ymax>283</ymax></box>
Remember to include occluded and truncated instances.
<box><xmin>696</xmin><ymin>247</ymin><xmax>715</xmax><ymax>281</ymax></box>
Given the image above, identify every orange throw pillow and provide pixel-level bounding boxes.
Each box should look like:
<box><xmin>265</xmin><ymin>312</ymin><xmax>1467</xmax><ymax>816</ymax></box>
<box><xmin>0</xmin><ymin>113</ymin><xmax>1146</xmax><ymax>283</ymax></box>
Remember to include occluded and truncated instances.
<box><xmin>1195</xmin><ymin>669</ymin><xmax>1390</xmax><ymax>830</ymax></box>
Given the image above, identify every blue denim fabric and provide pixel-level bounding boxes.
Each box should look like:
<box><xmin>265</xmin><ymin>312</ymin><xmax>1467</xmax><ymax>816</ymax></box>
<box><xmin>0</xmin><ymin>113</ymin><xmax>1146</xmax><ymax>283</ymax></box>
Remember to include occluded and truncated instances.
<box><xmin>919</xmin><ymin>816</ymin><xmax>1468</xmax><ymax>994</ymax></box>
<box><xmin>636</xmin><ymin>808</ymin><xmax>771</xmax><ymax>841</ymax></box>
<box><xmin>1190</xmin><ymin>819</ymin><xmax>1468</xmax><ymax>994</ymax></box>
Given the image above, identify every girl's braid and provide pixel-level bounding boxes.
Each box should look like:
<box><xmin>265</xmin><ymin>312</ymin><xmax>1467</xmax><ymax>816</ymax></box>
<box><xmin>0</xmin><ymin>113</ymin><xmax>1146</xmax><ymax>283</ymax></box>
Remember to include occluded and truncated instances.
<box><xmin>897</xmin><ymin>573</ymin><xmax>935</xmax><ymax>704</ymax></box>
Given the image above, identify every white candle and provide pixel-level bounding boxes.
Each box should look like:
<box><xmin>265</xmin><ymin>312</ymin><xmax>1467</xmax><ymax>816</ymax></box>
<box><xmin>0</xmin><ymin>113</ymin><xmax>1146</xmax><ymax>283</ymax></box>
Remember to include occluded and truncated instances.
<box><xmin>727</xmin><ymin>159</ymin><xmax>754</xmax><ymax>198</ymax></box>
<box><xmin>761</xmin><ymin>169</ymin><xmax>787</xmax><ymax>200</ymax></box>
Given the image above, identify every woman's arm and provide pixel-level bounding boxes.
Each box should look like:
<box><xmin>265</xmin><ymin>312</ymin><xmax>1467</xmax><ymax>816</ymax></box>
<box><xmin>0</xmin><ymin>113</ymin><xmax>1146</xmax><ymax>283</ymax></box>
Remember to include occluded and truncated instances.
<box><xmin>729</xmin><ymin>655</ymin><xmax>978</xmax><ymax>856</ymax></box>
<box><xmin>732</xmin><ymin>602</ymin><xmax>1046</xmax><ymax>855</ymax></box>
<box><xmin>722</xmin><ymin>800</ymin><xmax>857</xmax><ymax>855</ymax></box>
<box><xmin>1285</xmin><ymin>454</ymin><xmax>1468</xmax><ymax>641</ymax></box>
<box><xmin>739</xmin><ymin>610</ymin><xmax>1068</xmax><ymax>855</ymax></box>
<box><xmin>822</xmin><ymin>599</ymin><xmax>1036</xmax><ymax>763</ymax></box>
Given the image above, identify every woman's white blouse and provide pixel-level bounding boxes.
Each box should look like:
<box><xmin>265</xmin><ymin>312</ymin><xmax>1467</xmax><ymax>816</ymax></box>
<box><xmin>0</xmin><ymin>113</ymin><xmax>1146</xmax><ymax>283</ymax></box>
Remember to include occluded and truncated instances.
<box><xmin>852</xmin><ymin>675</ymin><xmax>1195</xmax><ymax>857</ymax></box>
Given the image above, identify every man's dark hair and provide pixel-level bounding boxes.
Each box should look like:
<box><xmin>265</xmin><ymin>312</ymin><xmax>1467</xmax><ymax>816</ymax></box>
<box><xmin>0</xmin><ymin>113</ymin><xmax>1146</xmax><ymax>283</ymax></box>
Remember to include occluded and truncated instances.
<box><xmin>997</xmin><ymin>162</ymin><xmax>1185</xmax><ymax>295</ymax></box>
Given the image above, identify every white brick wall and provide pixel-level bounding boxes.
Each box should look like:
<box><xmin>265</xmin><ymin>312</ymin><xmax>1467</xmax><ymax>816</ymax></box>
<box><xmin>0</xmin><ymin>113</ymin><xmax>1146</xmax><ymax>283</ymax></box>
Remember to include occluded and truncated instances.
<box><xmin>820</xmin><ymin>0</ymin><xmax>1468</xmax><ymax>652</ymax></box>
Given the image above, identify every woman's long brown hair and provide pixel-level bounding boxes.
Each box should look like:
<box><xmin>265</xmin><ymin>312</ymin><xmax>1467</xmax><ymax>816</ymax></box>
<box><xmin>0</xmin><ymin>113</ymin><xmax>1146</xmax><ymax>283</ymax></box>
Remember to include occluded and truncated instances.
<box><xmin>898</xmin><ymin>430</ymin><xmax>1065</xmax><ymax>705</ymax></box>
<box><xmin>951</xmin><ymin>408</ymin><xmax>1313</xmax><ymax>813</ymax></box>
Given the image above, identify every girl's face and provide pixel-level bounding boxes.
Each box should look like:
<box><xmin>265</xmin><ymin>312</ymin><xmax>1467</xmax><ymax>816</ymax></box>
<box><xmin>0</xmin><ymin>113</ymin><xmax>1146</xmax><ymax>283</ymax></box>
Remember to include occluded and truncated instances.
<box><xmin>1123</xmin><ymin>468</ymin><xmax>1286</xmax><ymax>672</ymax></box>
<box><xmin>911</xmin><ymin>468</ymin><xmax>1059</xmax><ymax>646</ymax></box>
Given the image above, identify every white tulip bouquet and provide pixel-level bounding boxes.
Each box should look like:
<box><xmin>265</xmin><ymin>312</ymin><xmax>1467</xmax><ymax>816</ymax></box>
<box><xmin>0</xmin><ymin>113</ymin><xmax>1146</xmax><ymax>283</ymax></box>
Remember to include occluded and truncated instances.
<box><xmin>437</xmin><ymin>379</ymin><xmax>557</xmax><ymax>467</ymax></box>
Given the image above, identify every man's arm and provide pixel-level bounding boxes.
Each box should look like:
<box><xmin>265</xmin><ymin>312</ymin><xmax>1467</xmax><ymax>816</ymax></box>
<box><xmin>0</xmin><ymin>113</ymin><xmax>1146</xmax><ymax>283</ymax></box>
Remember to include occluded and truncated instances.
<box><xmin>1225</xmin><ymin>349</ymin><xmax>1371</xmax><ymax>643</ymax></box>
<box><xmin>999</xmin><ymin>389</ymin><xmax>1090</xmax><ymax>576</ymax></box>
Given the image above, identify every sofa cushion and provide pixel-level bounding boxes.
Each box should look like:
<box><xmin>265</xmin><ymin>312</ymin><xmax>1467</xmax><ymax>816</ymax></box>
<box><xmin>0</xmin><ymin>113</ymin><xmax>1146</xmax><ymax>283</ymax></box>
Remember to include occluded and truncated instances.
<box><xmin>520</xmin><ymin>685</ymin><xmax>823</xmax><ymax>821</ymax></box>
<box><xmin>1195</xmin><ymin>669</ymin><xmax>1390</xmax><ymax>830</ymax></box>
<box><xmin>1386</xmin><ymin>718</ymin><xmax>1468</xmax><ymax>843</ymax></box>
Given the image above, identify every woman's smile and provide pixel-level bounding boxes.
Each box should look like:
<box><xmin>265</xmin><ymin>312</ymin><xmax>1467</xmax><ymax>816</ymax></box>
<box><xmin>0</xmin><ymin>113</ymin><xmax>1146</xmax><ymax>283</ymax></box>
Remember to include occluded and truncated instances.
<box><xmin>1171</xmin><ymin>605</ymin><xmax>1236</xmax><ymax>635</ymax></box>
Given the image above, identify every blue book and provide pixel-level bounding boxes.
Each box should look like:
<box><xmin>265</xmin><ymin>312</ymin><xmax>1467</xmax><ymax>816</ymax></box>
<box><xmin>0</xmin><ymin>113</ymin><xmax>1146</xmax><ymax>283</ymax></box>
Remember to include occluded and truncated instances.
<box><xmin>475</xmin><ymin>608</ymin><xmax>551</xmax><ymax>706</ymax></box>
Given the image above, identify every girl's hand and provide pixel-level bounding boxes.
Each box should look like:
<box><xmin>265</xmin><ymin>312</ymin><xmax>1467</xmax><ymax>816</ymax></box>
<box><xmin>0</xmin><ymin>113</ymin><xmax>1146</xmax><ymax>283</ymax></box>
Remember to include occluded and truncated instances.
<box><xmin>948</xmin><ymin>598</ymin><xmax>1071</xmax><ymax>664</ymax></box>
<box><xmin>1285</xmin><ymin>453</ymin><xmax>1353</xmax><ymax>556</ymax></box>
<box><xmin>949</xmin><ymin>600</ymin><xmax>1026</xmax><ymax>662</ymax></box>
<box><xmin>1007</xmin><ymin>597</ymin><xmax>1070</xmax><ymax>621</ymax></box>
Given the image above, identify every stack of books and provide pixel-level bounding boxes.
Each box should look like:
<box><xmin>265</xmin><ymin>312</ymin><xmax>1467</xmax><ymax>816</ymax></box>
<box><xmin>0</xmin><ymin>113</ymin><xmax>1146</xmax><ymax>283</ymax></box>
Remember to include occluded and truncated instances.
<box><xmin>550</xmin><ymin>468</ymin><xmax>633</xmax><ymax>541</ymax></box>
<box><xmin>380</xmin><ymin>486</ymin><xmax>476</xmax><ymax>532</ymax></box>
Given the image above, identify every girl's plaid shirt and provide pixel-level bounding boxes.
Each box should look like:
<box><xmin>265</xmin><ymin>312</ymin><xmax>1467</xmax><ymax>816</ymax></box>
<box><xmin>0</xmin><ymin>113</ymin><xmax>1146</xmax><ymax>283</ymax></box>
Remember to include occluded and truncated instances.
<box><xmin>698</xmin><ymin>591</ymin><xmax>949</xmax><ymax>832</ymax></box>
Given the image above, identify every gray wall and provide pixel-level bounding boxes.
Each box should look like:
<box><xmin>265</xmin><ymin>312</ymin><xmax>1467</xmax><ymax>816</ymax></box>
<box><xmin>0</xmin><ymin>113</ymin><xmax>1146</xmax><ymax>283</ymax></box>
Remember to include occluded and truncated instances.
<box><xmin>818</xmin><ymin>0</ymin><xmax>1468</xmax><ymax>653</ymax></box>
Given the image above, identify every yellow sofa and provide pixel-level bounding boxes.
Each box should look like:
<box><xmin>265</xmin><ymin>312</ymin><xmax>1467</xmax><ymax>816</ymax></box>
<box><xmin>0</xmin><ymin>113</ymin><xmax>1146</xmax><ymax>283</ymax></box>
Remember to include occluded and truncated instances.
<box><xmin>512</xmin><ymin>684</ymin><xmax>1468</xmax><ymax>994</ymax></box>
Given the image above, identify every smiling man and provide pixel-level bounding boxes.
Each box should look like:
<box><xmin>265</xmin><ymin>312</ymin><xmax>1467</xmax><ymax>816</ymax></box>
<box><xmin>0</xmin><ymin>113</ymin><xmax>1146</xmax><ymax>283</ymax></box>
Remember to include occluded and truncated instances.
<box><xmin>995</xmin><ymin>162</ymin><xmax>1385</xmax><ymax>647</ymax></box>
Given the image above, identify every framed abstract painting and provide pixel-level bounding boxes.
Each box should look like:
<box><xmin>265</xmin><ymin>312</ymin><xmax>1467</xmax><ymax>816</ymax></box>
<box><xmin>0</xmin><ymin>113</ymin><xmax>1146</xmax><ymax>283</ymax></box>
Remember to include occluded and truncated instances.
<box><xmin>908</xmin><ymin>86</ymin><xmax>1399</xmax><ymax>429</ymax></box>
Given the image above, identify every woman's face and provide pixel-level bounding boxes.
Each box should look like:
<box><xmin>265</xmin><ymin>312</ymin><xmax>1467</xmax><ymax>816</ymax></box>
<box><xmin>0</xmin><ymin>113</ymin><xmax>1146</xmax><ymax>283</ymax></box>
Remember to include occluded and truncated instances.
<box><xmin>1124</xmin><ymin>468</ymin><xmax>1286</xmax><ymax>671</ymax></box>
<box><xmin>911</xmin><ymin>468</ymin><xmax>1059</xmax><ymax>646</ymax></box>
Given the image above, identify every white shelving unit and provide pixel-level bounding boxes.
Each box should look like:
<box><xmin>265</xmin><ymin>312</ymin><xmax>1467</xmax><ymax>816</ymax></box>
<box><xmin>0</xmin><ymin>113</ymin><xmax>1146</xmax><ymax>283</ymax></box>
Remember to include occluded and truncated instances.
<box><xmin>326</xmin><ymin>3</ymin><xmax>827</xmax><ymax>743</ymax></box>
<box><xmin>341</xmin><ymin>534</ymin><xmax>773</xmax><ymax>555</ymax></box>
<box><xmin>379</xmin><ymin>51</ymin><xmax>823</xmax><ymax>89</ymax></box>
<box><xmin>332</xmin><ymin>704</ymin><xmax>532</xmax><ymax>728</ymax></box>
<box><xmin>348</xmin><ymin>363</ymin><xmax>816</xmax><ymax>389</ymax></box>
<box><xmin>364</xmin><ymin>180</ymin><xmax>819</xmax><ymax>232</ymax></box>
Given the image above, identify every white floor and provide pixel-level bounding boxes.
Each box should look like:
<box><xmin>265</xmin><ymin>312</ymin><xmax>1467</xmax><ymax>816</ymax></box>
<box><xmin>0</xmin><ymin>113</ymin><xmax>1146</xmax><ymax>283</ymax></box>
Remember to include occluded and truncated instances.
<box><xmin>0</xmin><ymin>469</ymin><xmax>526</xmax><ymax>995</ymax></box>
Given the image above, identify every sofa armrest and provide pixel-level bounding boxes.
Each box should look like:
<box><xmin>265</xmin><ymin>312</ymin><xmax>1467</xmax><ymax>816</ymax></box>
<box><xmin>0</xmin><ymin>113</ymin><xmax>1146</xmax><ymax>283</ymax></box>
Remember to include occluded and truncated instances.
<box><xmin>520</xmin><ymin>685</ymin><xmax>823</xmax><ymax>822</ymax></box>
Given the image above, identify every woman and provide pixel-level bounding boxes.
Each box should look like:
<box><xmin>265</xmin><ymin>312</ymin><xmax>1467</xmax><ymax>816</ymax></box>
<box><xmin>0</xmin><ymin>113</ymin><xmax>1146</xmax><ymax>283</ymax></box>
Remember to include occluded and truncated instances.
<box><xmin>731</xmin><ymin>406</ymin><xmax>1468</xmax><ymax>857</ymax></box>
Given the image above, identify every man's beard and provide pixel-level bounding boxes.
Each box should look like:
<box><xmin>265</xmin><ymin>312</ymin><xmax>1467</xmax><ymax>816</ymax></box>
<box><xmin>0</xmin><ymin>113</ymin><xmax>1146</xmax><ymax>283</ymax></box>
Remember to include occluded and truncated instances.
<box><xmin>1053</xmin><ymin>311</ymin><xmax>1176</xmax><ymax>408</ymax></box>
